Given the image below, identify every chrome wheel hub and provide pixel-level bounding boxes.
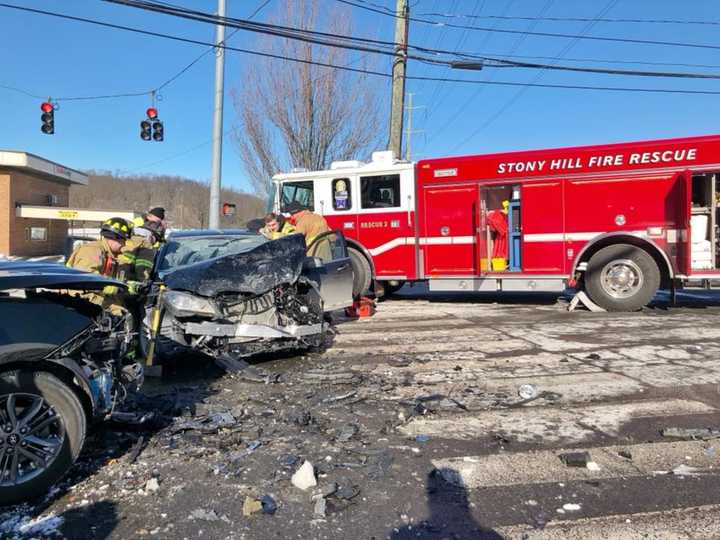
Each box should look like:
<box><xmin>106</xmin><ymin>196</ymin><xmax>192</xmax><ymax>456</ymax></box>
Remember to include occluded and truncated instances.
<box><xmin>600</xmin><ymin>259</ymin><xmax>643</xmax><ymax>299</ymax></box>
<box><xmin>0</xmin><ymin>393</ymin><xmax>65</xmax><ymax>487</ymax></box>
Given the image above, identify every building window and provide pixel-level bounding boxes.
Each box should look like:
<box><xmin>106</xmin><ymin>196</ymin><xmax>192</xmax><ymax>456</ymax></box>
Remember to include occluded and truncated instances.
<box><xmin>281</xmin><ymin>181</ymin><xmax>314</xmax><ymax>212</ymax></box>
<box><xmin>360</xmin><ymin>174</ymin><xmax>401</xmax><ymax>209</ymax></box>
<box><xmin>332</xmin><ymin>178</ymin><xmax>352</xmax><ymax>211</ymax></box>
<box><xmin>28</xmin><ymin>227</ymin><xmax>48</xmax><ymax>241</ymax></box>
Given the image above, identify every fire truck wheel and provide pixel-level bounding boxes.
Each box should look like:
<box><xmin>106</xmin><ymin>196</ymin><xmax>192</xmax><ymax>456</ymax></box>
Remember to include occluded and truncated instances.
<box><xmin>585</xmin><ymin>244</ymin><xmax>660</xmax><ymax>312</ymax></box>
<box><xmin>348</xmin><ymin>248</ymin><xmax>372</xmax><ymax>297</ymax></box>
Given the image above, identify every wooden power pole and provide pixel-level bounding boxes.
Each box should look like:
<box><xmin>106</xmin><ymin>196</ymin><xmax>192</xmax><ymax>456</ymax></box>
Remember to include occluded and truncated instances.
<box><xmin>389</xmin><ymin>0</ymin><xmax>409</xmax><ymax>159</ymax></box>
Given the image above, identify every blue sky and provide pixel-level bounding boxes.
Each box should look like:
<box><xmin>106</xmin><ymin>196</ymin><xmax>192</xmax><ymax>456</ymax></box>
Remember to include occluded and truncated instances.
<box><xmin>2</xmin><ymin>0</ymin><xmax>720</xmax><ymax>194</ymax></box>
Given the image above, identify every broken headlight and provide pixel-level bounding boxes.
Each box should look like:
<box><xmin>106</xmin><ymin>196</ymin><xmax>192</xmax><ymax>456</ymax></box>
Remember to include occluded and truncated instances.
<box><xmin>164</xmin><ymin>291</ymin><xmax>218</xmax><ymax>318</ymax></box>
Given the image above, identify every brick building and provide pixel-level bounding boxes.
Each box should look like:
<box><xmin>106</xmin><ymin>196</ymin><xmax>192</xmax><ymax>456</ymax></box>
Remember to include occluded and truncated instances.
<box><xmin>0</xmin><ymin>151</ymin><xmax>88</xmax><ymax>257</ymax></box>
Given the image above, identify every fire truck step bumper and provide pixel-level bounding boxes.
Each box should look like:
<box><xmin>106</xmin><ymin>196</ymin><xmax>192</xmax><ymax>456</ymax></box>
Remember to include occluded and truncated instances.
<box><xmin>428</xmin><ymin>277</ymin><xmax>567</xmax><ymax>293</ymax></box>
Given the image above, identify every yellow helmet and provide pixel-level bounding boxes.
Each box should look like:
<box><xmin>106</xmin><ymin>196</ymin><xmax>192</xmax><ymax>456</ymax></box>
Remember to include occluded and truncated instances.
<box><xmin>101</xmin><ymin>217</ymin><xmax>132</xmax><ymax>241</ymax></box>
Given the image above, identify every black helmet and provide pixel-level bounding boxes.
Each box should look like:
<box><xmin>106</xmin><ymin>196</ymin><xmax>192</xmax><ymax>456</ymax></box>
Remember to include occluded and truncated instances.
<box><xmin>101</xmin><ymin>217</ymin><xmax>132</xmax><ymax>241</ymax></box>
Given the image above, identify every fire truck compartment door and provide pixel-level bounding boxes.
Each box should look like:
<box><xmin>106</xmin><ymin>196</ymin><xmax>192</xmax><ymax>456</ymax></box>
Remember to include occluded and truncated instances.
<box><xmin>422</xmin><ymin>185</ymin><xmax>479</xmax><ymax>275</ymax></box>
<box><xmin>675</xmin><ymin>172</ymin><xmax>692</xmax><ymax>275</ymax></box>
<box><xmin>305</xmin><ymin>231</ymin><xmax>354</xmax><ymax>311</ymax></box>
<box><xmin>522</xmin><ymin>181</ymin><xmax>565</xmax><ymax>273</ymax></box>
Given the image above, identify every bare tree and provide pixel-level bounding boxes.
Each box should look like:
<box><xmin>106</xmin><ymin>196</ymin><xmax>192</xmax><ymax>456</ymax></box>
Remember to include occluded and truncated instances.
<box><xmin>232</xmin><ymin>0</ymin><xmax>383</xmax><ymax>196</ymax></box>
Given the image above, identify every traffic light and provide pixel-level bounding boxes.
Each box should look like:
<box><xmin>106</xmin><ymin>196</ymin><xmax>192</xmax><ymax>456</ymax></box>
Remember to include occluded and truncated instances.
<box><xmin>222</xmin><ymin>203</ymin><xmax>236</xmax><ymax>216</ymax></box>
<box><xmin>141</xmin><ymin>108</ymin><xmax>163</xmax><ymax>142</ymax></box>
<box><xmin>140</xmin><ymin>120</ymin><xmax>151</xmax><ymax>141</ymax></box>
<box><xmin>40</xmin><ymin>102</ymin><xmax>54</xmax><ymax>135</ymax></box>
<box><xmin>152</xmin><ymin>120</ymin><xmax>164</xmax><ymax>141</ymax></box>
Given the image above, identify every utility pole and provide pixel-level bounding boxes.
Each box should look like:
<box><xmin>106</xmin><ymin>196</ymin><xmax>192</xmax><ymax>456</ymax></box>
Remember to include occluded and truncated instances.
<box><xmin>389</xmin><ymin>0</ymin><xmax>409</xmax><ymax>159</ymax></box>
<box><xmin>404</xmin><ymin>92</ymin><xmax>425</xmax><ymax>161</ymax></box>
<box><xmin>209</xmin><ymin>0</ymin><xmax>226</xmax><ymax>230</ymax></box>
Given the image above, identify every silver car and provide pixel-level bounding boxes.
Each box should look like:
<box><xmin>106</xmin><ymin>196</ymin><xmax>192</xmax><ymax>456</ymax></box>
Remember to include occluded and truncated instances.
<box><xmin>144</xmin><ymin>229</ymin><xmax>354</xmax><ymax>360</ymax></box>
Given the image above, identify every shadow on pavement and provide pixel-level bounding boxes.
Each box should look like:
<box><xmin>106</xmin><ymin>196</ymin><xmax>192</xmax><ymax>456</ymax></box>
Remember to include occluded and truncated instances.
<box><xmin>390</xmin><ymin>468</ymin><xmax>504</xmax><ymax>540</ymax></box>
<box><xmin>59</xmin><ymin>499</ymin><xmax>119</xmax><ymax>539</ymax></box>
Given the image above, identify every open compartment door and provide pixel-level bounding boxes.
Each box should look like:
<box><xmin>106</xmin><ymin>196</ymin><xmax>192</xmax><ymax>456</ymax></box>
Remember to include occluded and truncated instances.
<box><xmin>675</xmin><ymin>171</ymin><xmax>692</xmax><ymax>275</ymax></box>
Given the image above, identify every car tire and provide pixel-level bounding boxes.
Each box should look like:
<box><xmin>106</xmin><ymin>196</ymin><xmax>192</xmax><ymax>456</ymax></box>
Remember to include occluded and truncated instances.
<box><xmin>584</xmin><ymin>244</ymin><xmax>660</xmax><ymax>312</ymax></box>
<box><xmin>0</xmin><ymin>370</ymin><xmax>86</xmax><ymax>506</ymax></box>
<box><xmin>348</xmin><ymin>248</ymin><xmax>372</xmax><ymax>297</ymax></box>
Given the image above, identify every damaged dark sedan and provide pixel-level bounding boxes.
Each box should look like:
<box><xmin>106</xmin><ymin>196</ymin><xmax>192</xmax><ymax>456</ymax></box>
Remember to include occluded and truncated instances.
<box><xmin>0</xmin><ymin>261</ymin><xmax>143</xmax><ymax>505</ymax></box>
<box><xmin>145</xmin><ymin>230</ymin><xmax>354</xmax><ymax>361</ymax></box>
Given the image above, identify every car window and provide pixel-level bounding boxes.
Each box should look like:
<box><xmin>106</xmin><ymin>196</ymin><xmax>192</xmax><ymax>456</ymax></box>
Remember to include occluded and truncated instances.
<box><xmin>158</xmin><ymin>236</ymin><xmax>268</xmax><ymax>272</ymax></box>
<box><xmin>307</xmin><ymin>231</ymin><xmax>348</xmax><ymax>263</ymax></box>
<box><xmin>360</xmin><ymin>174</ymin><xmax>400</xmax><ymax>209</ymax></box>
<box><xmin>281</xmin><ymin>181</ymin><xmax>314</xmax><ymax>211</ymax></box>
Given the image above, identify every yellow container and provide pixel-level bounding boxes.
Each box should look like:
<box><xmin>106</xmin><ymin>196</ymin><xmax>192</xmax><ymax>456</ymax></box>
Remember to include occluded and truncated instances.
<box><xmin>491</xmin><ymin>257</ymin><xmax>507</xmax><ymax>271</ymax></box>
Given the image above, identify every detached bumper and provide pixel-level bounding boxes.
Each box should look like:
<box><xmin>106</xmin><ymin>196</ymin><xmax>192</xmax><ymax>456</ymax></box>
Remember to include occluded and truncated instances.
<box><xmin>183</xmin><ymin>321</ymin><xmax>324</xmax><ymax>339</ymax></box>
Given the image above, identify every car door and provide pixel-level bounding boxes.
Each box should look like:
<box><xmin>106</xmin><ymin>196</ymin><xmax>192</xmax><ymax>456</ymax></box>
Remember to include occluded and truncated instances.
<box><xmin>305</xmin><ymin>231</ymin><xmax>354</xmax><ymax>311</ymax></box>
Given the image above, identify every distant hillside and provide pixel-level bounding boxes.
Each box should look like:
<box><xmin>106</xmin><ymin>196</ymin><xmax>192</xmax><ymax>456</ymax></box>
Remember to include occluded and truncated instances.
<box><xmin>70</xmin><ymin>172</ymin><xmax>266</xmax><ymax>229</ymax></box>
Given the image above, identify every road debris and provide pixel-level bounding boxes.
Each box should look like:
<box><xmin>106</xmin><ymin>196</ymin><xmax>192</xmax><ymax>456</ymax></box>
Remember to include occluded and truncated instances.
<box><xmin>562</xmin><ymin>503</ymin><xmax>582</xmax><ymax>511</ymax></box>
<box><xmin>336</xmin><ymin>424</ymin><xmax>359</xmax><ymax>442</ymax></box>
<box><xmin>518</xmin><ymin>384</ymin><xmax>538</xmax><ymax>400</ymax></box>
<box><xmin>291</xmin><ymin>461</ymin><xmax>317</xmax><ymax>491</ymax></box>
<box><xmin>313</xmin><ymin>495</ymin><xmax>327</xmax><ymax>517</ymax></box>
<box><xmin>671</xmin><ymin>464</ymin><xmax>705</xmax><ymax>477</ymax></box>
<box><xmin>559</xmin><ymin>451</ymin><xmax>591</xmax><ymax>468</ymax></box>
<box><xmin>618</xmin><ymin>450</ymin><xmax>633</xmax><ymax>460</ymax></box>
<box><xmin>243</xmin><ymin>497</ymin><xmax>263</xmax><ymax>517</ymax></box>
<box><xmin>145</xmin><ymin>478</ymin><xmax>160</xmax><ymax>493</ymax></box>
<box><xmin>322</xmin><ymin>391</ymin><xmax>358</xmax><ymax>404</ymax></box>
<box><xmin>189</xmin><ymin>508</ymin><xmax>223</xmax><ymax>522</ymax></box>
<box><xmin>661</xmin><ymin>427</ymin><xmax>720</xmax><ymax>440</ymax></box>
<box><xmin>261</xmin><ymin>495</ymin><xmax>278</xmax><ymax>515</ymax></box>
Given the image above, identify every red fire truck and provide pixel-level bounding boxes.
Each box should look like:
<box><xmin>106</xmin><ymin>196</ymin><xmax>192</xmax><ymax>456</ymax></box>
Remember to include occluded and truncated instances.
<box><xmin>272</xmin><ymin>134</ymin><xmax>720</xmax><ymax>311</ymax></box>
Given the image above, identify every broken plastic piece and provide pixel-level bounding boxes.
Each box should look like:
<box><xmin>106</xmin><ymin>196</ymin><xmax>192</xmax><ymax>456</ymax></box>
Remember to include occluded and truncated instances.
<box><xmin>568</xmin><ymin>290</ymin><xmax>607</xmax><ymax>312</ymax></box>
<box><xmin>558</xmin><ymin>451</ymin><xmax>591</xmax><ymax>467</ymax></box>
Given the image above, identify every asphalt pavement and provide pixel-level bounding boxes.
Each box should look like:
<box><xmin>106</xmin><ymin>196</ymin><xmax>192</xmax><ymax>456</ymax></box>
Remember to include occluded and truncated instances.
<box><xmin>2</xmin><ymin>285</ymin><xmax>720</xmax><ymax>539</ymax></box>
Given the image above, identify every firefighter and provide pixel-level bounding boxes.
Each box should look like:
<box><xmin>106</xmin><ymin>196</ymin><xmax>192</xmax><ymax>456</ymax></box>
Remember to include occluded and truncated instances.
<box><xmin>65</xmin><ymin>217</ymin><xmax>133</xmax><ymax>315</ymax></box>
<box><xmin>260</xmin><ymin>212</ymin><xmax>296</xmax><ymax>240</ymax></box>
<box><xmin>285</xmin><ymin>201</ymin><xmax>331</xmax><ymax>260</ymax></box>
<box><xmin>285</xmin><ymin>202</ymin><xmax>329</xmax><ymax>246</ymax></box>
<box><xmin>119</xmin><ymin>207</ymin><xmax>167</xmax><ymax>286</ymax></box>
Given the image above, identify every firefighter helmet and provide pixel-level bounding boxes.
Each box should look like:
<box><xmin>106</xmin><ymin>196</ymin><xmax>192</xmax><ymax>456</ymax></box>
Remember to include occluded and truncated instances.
<box><xmin>100</xmin><ymin>217</ymin><xmax>132</xmax><ymax>241</ymax></box>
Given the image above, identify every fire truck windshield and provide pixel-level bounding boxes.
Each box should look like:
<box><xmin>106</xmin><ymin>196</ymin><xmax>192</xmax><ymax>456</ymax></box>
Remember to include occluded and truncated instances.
<box><xmin>280</xmin><ymin>181</ymin><xmax>314</xmax><ymax>212</ymax></box>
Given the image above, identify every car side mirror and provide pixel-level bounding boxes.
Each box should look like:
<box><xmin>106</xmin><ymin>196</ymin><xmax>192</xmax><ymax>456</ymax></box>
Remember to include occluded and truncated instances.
<box><xmin>303</xmin><ymin>256</ymin><xmax>325</xmax><ymax>270</ymax></box>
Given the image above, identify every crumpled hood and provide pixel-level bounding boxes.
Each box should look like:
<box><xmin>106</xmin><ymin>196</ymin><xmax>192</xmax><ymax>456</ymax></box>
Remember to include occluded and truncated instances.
<box><xmin>162</xmin><ymin>234</ymin><xmax>307</xmax><ymax>297</ymax></box>
<box><xmin>0</xmin><ymin>261</ymin><xmax>126</xmax><ymax>291</ymax></box>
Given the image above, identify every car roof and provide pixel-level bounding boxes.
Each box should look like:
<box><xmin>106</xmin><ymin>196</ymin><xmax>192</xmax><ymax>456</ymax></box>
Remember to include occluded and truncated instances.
<box><xmin>167</xmin><ymin>229</ymin><xmax>258</xmax><ymax>239</ymax></box>
<box><xmin>0</xmin><ymin>260</ymin><xmax>126</xmax><ymax>291</ymax></box>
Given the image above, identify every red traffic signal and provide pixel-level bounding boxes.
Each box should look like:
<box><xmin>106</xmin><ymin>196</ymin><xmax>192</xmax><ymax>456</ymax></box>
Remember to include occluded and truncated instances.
<box><xmin>146</xmin><ymin>107</ymin><xmax>158</xmax><ymax>120</ymax></box>
<box><xmin>40</xmin><ymin>102</ymin><xmax>54</xmax><ymax>135</ymax></box>
<box><xmin>222</xmin><ymin>203</ymin><xmax>236</xmax><ymax>216</ymax></box>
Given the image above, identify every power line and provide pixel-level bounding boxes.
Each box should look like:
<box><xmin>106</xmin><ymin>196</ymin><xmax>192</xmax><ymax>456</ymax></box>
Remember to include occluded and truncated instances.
<box><xmin>6</xmin><ymin>1</ymin><xmax>720</xmax><ymax>87</ymax></box>
<box><xmin>416</xmin><ymin>9</ymin><xmax>720</xmax><ymax>27</ymax></box>
<box><xmin>0</xmin><ymin>0</ymin><xmax>271</xmax><ymax>102</ymax></box>
<box><xmin>3</xmin><ymin>3</ymin><xmax>720</xmax><ymax>96</ymax></box>
<box><xmin>451</xmin><ymin>0</ymin><xmax>620</xmax><ymax>153</ymax></box>
<box><xmin>334</xmin><ymin>0</ymin><xmax>720</xmax><ymax>52</ymax></box>
<box><xmin>101</xmin><ymin>0</ymin><xmax>720</xmax><ymax>80</ymax></box>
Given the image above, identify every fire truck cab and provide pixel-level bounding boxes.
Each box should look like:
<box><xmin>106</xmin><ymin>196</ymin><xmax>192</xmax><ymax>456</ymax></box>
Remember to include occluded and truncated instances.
<box><xmin>272</xmin><ymin>134</ymin><xmax>720</xmax><ymax>311</ymax></box>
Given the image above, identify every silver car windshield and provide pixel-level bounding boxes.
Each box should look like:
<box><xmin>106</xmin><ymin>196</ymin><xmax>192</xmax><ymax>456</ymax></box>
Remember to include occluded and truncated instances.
<box><xmin>158</xmin><ymin>235</ymin><xmax>268</xmax><ymax>273</ymax></box>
